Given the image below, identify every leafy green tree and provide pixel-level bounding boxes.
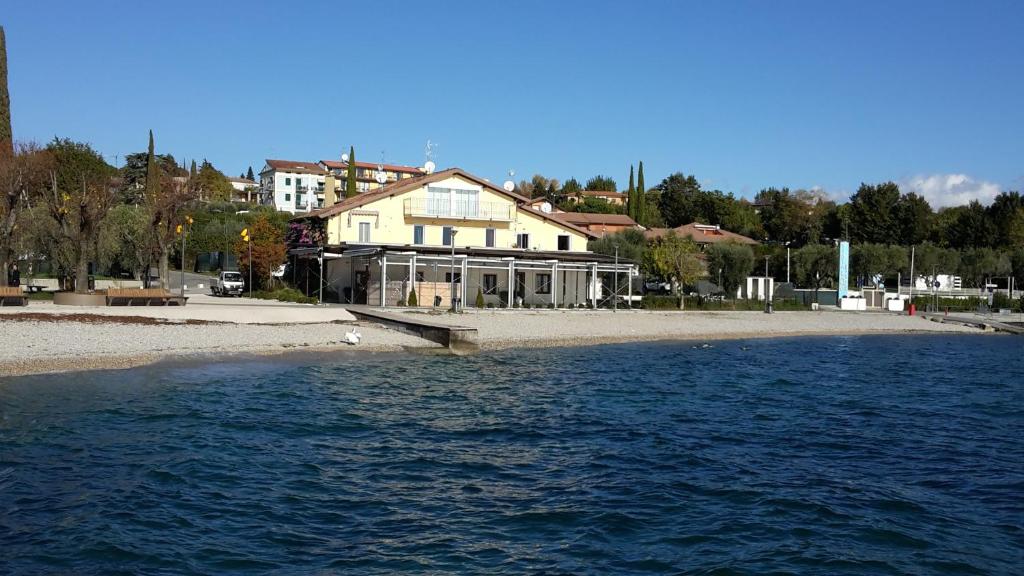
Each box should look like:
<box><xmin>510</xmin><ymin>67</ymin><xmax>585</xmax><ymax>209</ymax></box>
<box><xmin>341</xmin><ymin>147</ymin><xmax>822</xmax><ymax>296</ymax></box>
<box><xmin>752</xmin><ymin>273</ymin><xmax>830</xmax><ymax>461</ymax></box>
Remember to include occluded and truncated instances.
<box><xmin>894</xmin><ymin>192</ymin><xmax>933</xmax><ymax>245</ymax></box>
<box><xmin>1</xmin><ymin>144</ymin><xmax>52</xmax><ymax>276</ymax></box>
<box><xmin>346</xmin><ymin>146</ymin><xmax>357</xmax><ymax>198</ymax></box>
<box><xmin>705</xmin><ymin>242</ymin><xmax>755</xmax><ymax>295</ymax></box>
<box><xmin>43</xmin><ymin>138</ymin><xmax>117</xmax><ymax>292</ymax></box>
<box><xmin>119</xmin><ymin>152</ymin><xmax>182</xmax><ymax>204</ymax></box>
<box><xmin>563</xmin><ymin>196</ymin><xmax>621</xmax><ymax>214</ymax></box>
<box><xmin>756</xmin><ymin>187</ymin><xmax>811</xmax><ymax>245</ymax></box>
<box><xmin>793</xmin><ymin>244</ymin><xmax>838</xmax><ymax>298</ymax></box>
<box><xmin>656</xmin><ymin>173</ymin><xmax>703</xmax><ymax>227</ymax></box>
<box><xmin>851</xmin><ymin>243</ymin><xmax>906</xmax><ymax>285</ymax></box>
<box><xmin>588</xmin><ymin>228</ymin><xmax>647</xmax><ymax>266</ymax></box>
<box><xmin>643</xmin><ymin>232</ymin><xmax>703</xmax><ymax>309</ymax></box>
<box><xmin>848</xmin><ymin>182</ymin><xmax>900</xmax><ymax>243</ymax></box>
<box><xmin>987</xmin><ymin>191</ymin><xmax>1024</xmax><ymax>247</ymax></box>
<box><xmin>584</xmin><ymin>175</ymin><xmax>617</xmax><ymax>192</ymax></box>
<box><xmin>145</xmin><ymin>132</ymin><xmax>196</xmax><ymax>289</ymax></box>
<box><xmin>936</xmin><ymin>201</ymin><xmax>995</xmax><ymax>249</ymax></box>
<box><xmin>98</xmin><ymin>204</ymin><xmax>150</xmax><ymax>279</ymax></box>
<box><xmin>958</xmin><ymin>247</ymin><xmax>1011</xmax><ymax>288</ymax></box>
<box><xmin>561</xmin><ymin>177</ymin><xmax>581</xmax><ymax>198</ymax></box>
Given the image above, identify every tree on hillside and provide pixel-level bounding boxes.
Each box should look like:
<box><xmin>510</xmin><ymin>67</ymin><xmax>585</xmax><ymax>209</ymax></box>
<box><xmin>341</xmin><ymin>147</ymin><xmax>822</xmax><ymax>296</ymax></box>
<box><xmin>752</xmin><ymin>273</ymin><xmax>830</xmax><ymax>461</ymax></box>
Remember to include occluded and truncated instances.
<box><xmin>848</xmin><ymin>182</ymin><xmax>900</xmax><ymax>243</ymax></box>
<box><xmin>584</xmin><ymin>175</ymin><xmax>617</xmax><ymax>192</ymax></box>
<box><xmin>895</xmin><ymin>192</ymin><xmax>933</xmax><ymax>245</ymax></box>
<box><xmin>987</xmin><ymin>191</ymin><xmax>1024</xmax><ymax>247</ymax></box>
<box><xmin>644</xmin><ymin>232</ymin><xmax>704</xmax><ymax>309</ymax></box>
<box><xmin>636</xmin><ymin>162</ymin><xmax>646</xmax><ymax>225</ymax></box>
<box><xmin>656</xmin><ymin>173</ymin><xmax>703</xmax><ymax>228</ymax></box>
<box><xmin>756</xmin><ymin>187</ymin><xmax>808</xmax><ymax>245</ymax></box>
<box><xmin>246</xmin><ymin>166</ymin><xmax>255</xmax><ymax>181</ymax></box>
<box><xmin>935</xmin><ymin>201</ymin><xmax>995</xmax><ymax>249</ymax></box>
<box><xmin>561</xmin><ymin>177</ymin><xmax>582</xmax><ymax>201</ymax></box>
<box><xmin>119</xmin><ymin>151</ymin><xmax>182</xmax><ymax>204</ymax></box>
<box><xmin>196</xmin><ymin>160</ymin><xmax>234</xmax><ymax>202</ymax></box>
<box><xmin>345</xmin><ymin>146</ymin><xmax>357</xmax><ymax>198</ymax></box>
<box><xmin>705</xmin><ymin>242</ymin><xmax>755</xmax><ymax>295</ymax></box>
<box><xmin>626</xmin><ymin>165</ymin><xmax>636</xmax><ymax>220</ymax></box>
<box><xmin>42</xmin><ymin>138</ymin><xmax>117</xmax><ymax>292</ymax></box>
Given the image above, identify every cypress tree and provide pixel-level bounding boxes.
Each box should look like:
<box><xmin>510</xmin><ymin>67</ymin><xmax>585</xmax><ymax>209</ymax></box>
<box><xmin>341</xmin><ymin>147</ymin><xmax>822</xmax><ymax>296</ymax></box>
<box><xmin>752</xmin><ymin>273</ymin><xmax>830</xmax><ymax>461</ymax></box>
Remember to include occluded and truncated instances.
<box><xmin>636</xmin><ymin>161</ymin><xmax>646</xmax><ymax>225</ymax></box>
<box><xmin>0</xmin><ymin>26</ymin><xmax>12</xmax><ymax>157</ymax></box>
<box><xmin>345</xmin><ymin>146</ymin><xmax>357</xmax><ymax>198</ymax></box>
<box><xmin>627</xmin><ymin>164</ymin><xmax>636</xmax><ymax>220</ymax></box>
<box><xmin>246</xmin><ymin>166</ymin><xmax>255</xmax><ymax>181</ymax></box>
<box><xmin>144</xmin><ymin>131</ymin><xmax>159</xmax><ymax>201</ymax></box>
<box><xmin>189</xmin><ymin>159</ymin><xmax>197</xmax><ymax>180</ymax></box>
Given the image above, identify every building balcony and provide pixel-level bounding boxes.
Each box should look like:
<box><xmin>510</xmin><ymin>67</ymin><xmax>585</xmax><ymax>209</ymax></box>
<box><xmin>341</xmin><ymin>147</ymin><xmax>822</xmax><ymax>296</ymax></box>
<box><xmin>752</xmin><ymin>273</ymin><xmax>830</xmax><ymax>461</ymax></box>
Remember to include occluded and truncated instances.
<box><xmin>403</xmin><ymin>198</ymin><xmax>513</xmax><ymax>222</ymax></box>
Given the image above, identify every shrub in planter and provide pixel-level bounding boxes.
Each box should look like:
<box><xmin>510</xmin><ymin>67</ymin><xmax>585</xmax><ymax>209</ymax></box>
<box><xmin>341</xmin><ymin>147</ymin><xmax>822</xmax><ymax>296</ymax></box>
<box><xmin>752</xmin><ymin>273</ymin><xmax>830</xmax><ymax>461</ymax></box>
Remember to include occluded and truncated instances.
<box><xmin>407</xmin><ymin>288</ymin><xmax>418</xmax><ymax>307</ymax></box>
<box><xmin>522</xmin><ymin>303</ymin><xmax>531</xmax><ymax>309</ymax></box>
<box><xmin>486</xmin><ymin>303</ymin><xmax>495</xmax><ymax>309</ymax></box>
<box><xmin>547</xmin><ymin>303</ymin><xmax>555</xmax><ymax>309</ymax></box>
<box><xmin>475</xmin><ymin>287</ymin><xmax>485</xmax><ymax>308</ymax></box>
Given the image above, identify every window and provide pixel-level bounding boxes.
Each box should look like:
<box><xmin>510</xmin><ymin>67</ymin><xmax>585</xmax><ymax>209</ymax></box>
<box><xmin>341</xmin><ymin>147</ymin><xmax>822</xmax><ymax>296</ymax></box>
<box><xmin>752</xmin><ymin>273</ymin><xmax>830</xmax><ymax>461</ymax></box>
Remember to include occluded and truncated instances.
<box><xmin>445</xmin><ymin>272</ymin><xmax>462</xmax><ymax>283</ymax></box>
<box><xmin>453</xmin><ymin>189</ymin><xmax>479</xmax><ymax>217</ymax></box>
<box><xmin>516</xmin><ymin>233</ymin><xmax>530</xmax><ymax>249</ymax></box>
<box><xmin>285</xmin><ymin>177</ymin><xmax>291</xmax><ymax>186</ymax></box>
<box><xmin>284</xmin><ymin>193</ymin><xmax>291</xmax><ymax>202</ymax></box>
<box><xmin>482</xmin><ymin>274</ymin><xmax>497</xmax><ymax>295</ymax></box>
<box><xmin>427</xmin><ymin>186</ymin><xmax>448</xmax><ymax>216</ymax></box>
<box><xmin>415</xmin><ymin>271</ymin><xmax>425</xmax><ymax>282</ymax></box>
<box><xmin>536</xmin><ymin>273</ymin><xmax>552</xmax><ymax>294</ymax></box>
<box><xmin>413</xmin><ymin>225</ymin><xmax>424</xmax><ymax>245</ymax></box>
<box><xmin>557</xmin><ymin>235</ymin><xmax>570</xmax><ymax>251</ymax></box>
<box><xmin>485</xmin><ymin>228</ymin><xmax>496</xmax><ymax>248</ymax></box>
<box><xmin>358</xmin><ymin>222</ymin><xmax>371</xmax><ymax>242</ymax></box>
<box><xmin>442</xmin><ymin>226</ymin><xmax>453</xmax><ymax>246</ymax></box>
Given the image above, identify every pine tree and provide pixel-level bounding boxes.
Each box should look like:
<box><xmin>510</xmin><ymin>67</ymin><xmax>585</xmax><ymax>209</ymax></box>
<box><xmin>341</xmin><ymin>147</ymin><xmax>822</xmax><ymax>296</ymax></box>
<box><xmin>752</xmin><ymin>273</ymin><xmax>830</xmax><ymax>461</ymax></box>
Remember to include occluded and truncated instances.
<box><xmin>627</xmin><ymin>164</ymin><xmax>636</xmax><ymax>220</ymax></box>
<box><xmin>246</xmin><ymin>166</ymin><xmax>255</xmax><ymax>181</ymax></box>
<box><xmin>144</xmin><ymin>130</ymin><xmax>159</xmax><ymax>202</ymax></box>
<box><xmin>345</xmin><ymin>146</ymin><xmax>357</xmax><ymax>198</ymax></box>
<box><xmin>636</xmin><ymin>161</ymin><xmax>646</xmax><ymax>225</ymax></box>
<box><xmin>0</xmin><ymin>26</ymin><xmax>12</xmax><ymax>157</ymax></box>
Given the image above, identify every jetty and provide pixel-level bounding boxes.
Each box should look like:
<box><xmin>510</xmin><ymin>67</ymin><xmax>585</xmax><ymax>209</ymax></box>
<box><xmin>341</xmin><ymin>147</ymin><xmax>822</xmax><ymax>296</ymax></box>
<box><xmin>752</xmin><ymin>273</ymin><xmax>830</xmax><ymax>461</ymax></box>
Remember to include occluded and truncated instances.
<box><xmin>920</xmin><ymin>312</ymin><xmax>1024</xmax><ymax>335</ymax></box>
<box><xmin>344</xmin><ymin>306</ymin><xmax>480</xmax><ymax>353</ymax></box>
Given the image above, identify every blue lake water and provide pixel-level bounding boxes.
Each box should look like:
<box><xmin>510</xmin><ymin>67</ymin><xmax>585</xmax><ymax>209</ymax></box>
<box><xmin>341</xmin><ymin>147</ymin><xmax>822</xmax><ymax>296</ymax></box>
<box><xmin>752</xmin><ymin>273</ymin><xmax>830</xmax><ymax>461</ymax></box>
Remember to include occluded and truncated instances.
<box><xmin>1</xmin><ymin>334</ymin><xmax>1022</xmax><ymax>575</ymax></box>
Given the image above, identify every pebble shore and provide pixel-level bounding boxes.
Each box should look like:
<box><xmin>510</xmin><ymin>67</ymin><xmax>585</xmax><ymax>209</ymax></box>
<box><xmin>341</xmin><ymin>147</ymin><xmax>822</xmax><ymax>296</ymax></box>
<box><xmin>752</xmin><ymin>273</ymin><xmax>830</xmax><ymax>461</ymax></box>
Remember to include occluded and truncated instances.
<box><xmin>0</xmin><ymin>308</ymin><xmax>985</xmax><ymax>378</ymax></box>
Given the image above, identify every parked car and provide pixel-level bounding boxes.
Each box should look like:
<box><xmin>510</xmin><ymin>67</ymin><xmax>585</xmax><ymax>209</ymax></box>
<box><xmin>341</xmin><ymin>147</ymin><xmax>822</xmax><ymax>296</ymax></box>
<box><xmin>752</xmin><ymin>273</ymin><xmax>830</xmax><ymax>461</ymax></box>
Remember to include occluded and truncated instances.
<box><xmin>211</xmin><ymin>271</ymin><xmax>245</xmax><ymax>297</ymax></box>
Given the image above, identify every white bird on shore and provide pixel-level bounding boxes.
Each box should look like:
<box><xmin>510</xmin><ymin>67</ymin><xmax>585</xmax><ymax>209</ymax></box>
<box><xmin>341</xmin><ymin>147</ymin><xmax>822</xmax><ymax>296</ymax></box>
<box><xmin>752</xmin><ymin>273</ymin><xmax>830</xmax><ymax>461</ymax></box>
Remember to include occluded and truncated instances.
<box><xmin>344</xmin><ymin>330</ymin><xmax>362</xmax><ymax>345</ymax></box>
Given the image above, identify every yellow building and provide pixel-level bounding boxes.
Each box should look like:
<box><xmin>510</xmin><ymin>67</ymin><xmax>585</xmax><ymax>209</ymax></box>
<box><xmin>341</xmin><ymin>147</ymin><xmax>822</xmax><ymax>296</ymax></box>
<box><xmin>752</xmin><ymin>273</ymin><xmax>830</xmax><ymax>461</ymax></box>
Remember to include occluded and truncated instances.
<box><xmin>289</xmin><ymin>168</ymin><xmax>637</xmax><ymax>308</ymax></box>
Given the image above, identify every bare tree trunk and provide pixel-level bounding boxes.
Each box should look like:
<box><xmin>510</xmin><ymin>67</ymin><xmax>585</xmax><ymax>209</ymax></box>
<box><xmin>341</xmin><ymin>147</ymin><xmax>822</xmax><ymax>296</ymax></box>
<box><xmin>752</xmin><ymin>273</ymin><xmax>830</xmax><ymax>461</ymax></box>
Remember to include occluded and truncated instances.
<box><xmin>75</xmin><ymin>237</ymin><xmax>90</xmax><ymax>293</ymax></box>
<box><xmin>159</xmin><ymin>249</ymin><xmax>169</xmax><ymax>290</ymax></box>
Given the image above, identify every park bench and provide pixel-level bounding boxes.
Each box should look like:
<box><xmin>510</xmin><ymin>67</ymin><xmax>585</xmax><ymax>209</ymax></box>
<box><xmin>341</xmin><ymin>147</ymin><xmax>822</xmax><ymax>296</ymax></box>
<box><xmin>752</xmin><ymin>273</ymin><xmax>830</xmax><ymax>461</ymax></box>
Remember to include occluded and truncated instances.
<box><xmin>105</xmin><ymin>288</ymin><xmax>188</xmax><ymax>306</ymax></box>
<box><xmin>0</xmin><ymin>286</ymin><xmax>29</xmax><ymax>306</ymax></box>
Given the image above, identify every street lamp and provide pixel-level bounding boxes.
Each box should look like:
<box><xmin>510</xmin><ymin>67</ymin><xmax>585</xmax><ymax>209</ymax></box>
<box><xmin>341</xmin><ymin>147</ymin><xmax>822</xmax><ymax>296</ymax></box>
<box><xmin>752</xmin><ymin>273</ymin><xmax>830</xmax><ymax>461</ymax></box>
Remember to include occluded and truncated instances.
<box><xmin>450</xmin><ymin>228</ymin><xmax>459</xmax><ymax>312</ymax></box>
<box><xmin>178</xmin><ymin>215</ymin><xmax>193</xmax><ymax>297</ymax></box>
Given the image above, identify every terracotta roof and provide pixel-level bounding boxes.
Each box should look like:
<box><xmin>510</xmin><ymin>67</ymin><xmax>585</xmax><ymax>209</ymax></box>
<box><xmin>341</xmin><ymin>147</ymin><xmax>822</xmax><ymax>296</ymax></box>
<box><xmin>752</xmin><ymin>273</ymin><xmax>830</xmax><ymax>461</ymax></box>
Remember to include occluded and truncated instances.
<box><xmin>262</xmin><ymin>159</ymin><xmax>324</xmax><ymax>175</ymax></box>
<box><xmin>295</xmin><ymin>167</ymin><xmax>595</xmax><ymax>238</ymax></box>
<box><xmin>319</xmin><ymin>159</ymin><xmax>424</xmax><ymax>174</ymax></box>
<box><xmin>644</xmin><ymin>222</ymin><xmax>758</xmax><ymax>245</ymax></box>
<box><xmin>228</xmin><ymin>177</ymin><xmax>257</xmax><ymax>185</ymax></box>
<box><xmin>553</xmin><ymin>212</ymin><xmax>638</xmax><ymax>226</ymax></box>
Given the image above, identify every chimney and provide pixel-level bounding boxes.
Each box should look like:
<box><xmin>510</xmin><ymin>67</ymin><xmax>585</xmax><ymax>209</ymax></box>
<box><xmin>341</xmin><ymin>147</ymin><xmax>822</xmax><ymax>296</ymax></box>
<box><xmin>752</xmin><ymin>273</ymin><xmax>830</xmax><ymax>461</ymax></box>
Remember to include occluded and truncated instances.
<box><xmin>324</xmin><ymin>174</ymin><xmax>337</xmax><ymax>205</ymax></box>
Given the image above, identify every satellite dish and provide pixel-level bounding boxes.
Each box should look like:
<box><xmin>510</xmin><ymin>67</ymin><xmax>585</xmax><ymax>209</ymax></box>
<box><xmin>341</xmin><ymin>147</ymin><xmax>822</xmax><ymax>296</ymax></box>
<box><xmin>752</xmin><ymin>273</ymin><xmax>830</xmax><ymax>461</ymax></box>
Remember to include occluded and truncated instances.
<box><xmin>424</xmin><ymin>160</ymin><xmax>436</xmax><ymax>174</ymax></box>
<box><xmin>341</xmin><ymin>153</ymin><xmax>349</xmax><ymax>163</ymax></box>
<box><xmin>375</xmin><ymin>169</ymin><xmax>387</xmax><ymax>185</ymax></box>
<box><xmin>540</xmin><ymin>202</ymin><xmax>552</xmax><ymax>213</ymax></box>
<box><xmin>503</xmin><ymin>180</ymin><xmax>515</xmax><ymax>192</ymax></box>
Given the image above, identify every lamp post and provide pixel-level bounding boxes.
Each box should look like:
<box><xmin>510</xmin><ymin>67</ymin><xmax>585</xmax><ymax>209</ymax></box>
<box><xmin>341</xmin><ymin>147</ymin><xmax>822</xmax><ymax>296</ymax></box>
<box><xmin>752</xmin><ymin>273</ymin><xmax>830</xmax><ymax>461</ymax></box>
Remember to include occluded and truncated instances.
<box><xmin>764</xmin><ymin>255</ymin><xmax>771</xmax><ymax>313</ymax></box>
<box><xmin>613</xmin><ymin>244</ymin><xmax>619</xmax><ymax>312</ymax></box>
<box><xmin>179</xmin><ymin>215</ymin><xmax>193</xmax><ymax>297</ymax></box>
<box><xmin>450</xmin><ymin>228</ymin><xmax>459</xmax><ymax>312</ymax></box>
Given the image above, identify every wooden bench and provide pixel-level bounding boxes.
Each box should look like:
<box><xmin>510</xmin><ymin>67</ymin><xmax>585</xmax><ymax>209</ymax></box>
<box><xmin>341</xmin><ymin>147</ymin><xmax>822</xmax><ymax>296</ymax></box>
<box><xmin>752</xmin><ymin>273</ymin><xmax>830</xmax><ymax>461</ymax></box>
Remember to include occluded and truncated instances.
<box><xmin>0</xmin><ymin>286</ymin><xmax>29</xmax><ymax>306</ymax></box>
<box><xmin>105</xmin><ymin>288</ymin><xmax>188</xmax><ymax>306</ymax></box>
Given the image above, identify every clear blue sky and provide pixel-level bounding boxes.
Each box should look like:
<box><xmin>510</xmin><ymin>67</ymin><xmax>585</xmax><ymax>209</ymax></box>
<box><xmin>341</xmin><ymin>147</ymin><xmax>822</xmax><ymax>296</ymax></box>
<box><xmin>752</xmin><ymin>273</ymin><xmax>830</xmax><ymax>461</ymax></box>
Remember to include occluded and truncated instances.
<box><xmin>4</xmin><ymin>1</ymin><xmax>1022</xmax><ymax>205</ymax></box>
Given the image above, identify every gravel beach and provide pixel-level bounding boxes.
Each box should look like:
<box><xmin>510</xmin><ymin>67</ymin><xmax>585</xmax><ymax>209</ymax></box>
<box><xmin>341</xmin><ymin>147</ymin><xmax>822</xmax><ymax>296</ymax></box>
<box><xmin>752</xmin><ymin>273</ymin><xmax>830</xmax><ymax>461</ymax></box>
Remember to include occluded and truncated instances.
<box><xmin>397</xmin><ymin>308</ymin><xmax>985</xmax><ymax>349</ymax></box>
<box><xmin>0</xmin><ymin>307</ymin><xmax>987</xmax><ymax>377</ymax></box>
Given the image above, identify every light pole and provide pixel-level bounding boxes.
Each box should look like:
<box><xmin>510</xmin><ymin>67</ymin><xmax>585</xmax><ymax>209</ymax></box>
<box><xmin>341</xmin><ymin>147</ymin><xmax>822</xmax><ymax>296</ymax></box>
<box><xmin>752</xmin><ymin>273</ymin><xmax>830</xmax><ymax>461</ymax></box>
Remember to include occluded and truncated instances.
<box><xmin>786</xmin><ymin>243</ymin><xmax>791</xmax><ymax>284</ymax></box>
<box><xmin>179</xmin><ymin>215</ymin><xmax>193</xmax><ymax>297</ymax></box>
<box><xmin>449</xmin><ymin>228</ymin><xmax>459</xmax><ymax>312</ymax></box>
<box><xmin>764</xmin><ymin>255</ymin><xmax>771</xmax><ymax>313</ymax></box>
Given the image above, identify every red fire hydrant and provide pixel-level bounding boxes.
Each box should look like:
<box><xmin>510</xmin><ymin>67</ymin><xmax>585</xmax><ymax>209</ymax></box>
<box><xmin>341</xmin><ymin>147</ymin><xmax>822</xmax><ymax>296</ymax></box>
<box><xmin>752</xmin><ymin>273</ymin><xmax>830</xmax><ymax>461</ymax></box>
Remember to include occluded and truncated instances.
<box><xmin>908</xmin><ymin>303</ymin><xmax>916</xmax><ymax>316</ymax></box>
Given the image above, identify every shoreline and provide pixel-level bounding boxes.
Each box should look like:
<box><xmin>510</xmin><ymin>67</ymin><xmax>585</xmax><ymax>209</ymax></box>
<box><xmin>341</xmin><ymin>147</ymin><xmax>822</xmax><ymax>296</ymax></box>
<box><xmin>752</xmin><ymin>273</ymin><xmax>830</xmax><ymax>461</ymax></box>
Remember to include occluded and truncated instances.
<box><xmin>0</xmin><ymin>320</ymin><xmax>997</xmax><ymax>378</ymax></box>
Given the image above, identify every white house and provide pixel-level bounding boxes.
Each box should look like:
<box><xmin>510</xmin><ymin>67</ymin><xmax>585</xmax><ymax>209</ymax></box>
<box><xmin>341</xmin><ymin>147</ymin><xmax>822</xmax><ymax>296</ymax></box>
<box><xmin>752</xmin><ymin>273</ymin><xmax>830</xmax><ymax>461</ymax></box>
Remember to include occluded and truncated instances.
<box><xmin>259</xmin><ymin>159</ymin><xmax>327</xmax><ymax>213</ymax></box>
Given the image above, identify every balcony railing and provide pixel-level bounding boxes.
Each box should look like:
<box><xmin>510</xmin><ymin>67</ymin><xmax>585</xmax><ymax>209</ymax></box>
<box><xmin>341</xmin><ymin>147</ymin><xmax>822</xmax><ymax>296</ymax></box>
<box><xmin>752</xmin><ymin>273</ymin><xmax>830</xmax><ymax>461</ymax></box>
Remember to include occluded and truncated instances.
<box><xmin>403</xmin><ymin>198</ymin><xmax>513</xmax><ymax>221</ymax></box>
